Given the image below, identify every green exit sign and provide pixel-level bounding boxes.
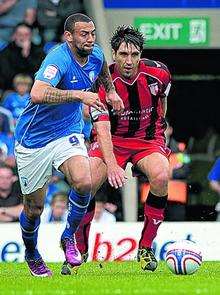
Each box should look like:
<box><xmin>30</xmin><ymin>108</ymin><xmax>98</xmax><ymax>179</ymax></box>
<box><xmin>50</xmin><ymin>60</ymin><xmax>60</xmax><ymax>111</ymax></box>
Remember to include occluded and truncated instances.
<box><xmin>134</xmin><ymin>17</ymin><xmax>209</xmax><ymax>47</ymax></box>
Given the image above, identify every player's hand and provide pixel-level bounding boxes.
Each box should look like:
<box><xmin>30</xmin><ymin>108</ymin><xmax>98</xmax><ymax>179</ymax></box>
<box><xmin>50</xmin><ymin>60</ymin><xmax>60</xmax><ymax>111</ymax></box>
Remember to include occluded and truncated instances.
<box><xmin>106</xmin><ymin>90</ymin><xmax>124</xmax><ymax>113</ymax></box>
<box><xmin>81</xmin><ymin>92</ymin><xmax>105</xmax><ymax>112</ymax></box>
<box><xmin>107</xmin><ymin>164</ymin><xmax>127</xmax><ymax>189</ymax></box>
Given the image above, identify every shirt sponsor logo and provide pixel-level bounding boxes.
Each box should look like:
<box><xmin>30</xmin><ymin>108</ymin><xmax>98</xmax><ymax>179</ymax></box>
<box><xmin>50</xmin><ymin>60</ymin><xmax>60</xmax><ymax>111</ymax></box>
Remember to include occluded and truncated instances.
<box><xmin>43</xmin><ymin>65</ymin><xmax>58</xmax><ymax>79</ymax></box>
<box><xmin>120</xmin><ymin>107</ymin><xmax>154</xmax><ymax>121</ymax></box>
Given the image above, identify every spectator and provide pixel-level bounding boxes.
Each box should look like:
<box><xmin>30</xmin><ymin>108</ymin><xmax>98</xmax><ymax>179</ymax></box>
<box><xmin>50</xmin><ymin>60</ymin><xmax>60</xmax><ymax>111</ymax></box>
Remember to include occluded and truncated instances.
<box><xmin>45</xmin><ymin>169</ymin><xmax>70</xmax><ymax>205</ymax></box>
<box><xmin>0</xmin><ymin>163</ymin><xmax>22</xmax><ymax>222</ymax></box>
<box><xmin>2</xmin><ymin>74</ymin><xmax>32</xmax><ymax>123</ymax></box>
<box><xmin>208</xmin><ymin>157</ymin><xmax>220</xmax><ymax>221</ymax></box>
<box><xmin>93</xmin><ymin>201</ymin><xmax>116</xmax><ymax>223</ymax></box>
<box><xmin>0</xmin><ymin>0</ymin><xmax>37</xmax><ymax>49</ymax></box>
<box><xmin>0</xmin><ymin>133</ymin><xmax>15</xmax><ymax>167</ymax></box>
<box><xmin>0</xmin><ymin>23</ymin><xmax>45</xmax><ymax>90</ymax></box>
<box><xmin>92</xmin><ymin>184</ymin><xmax>117</xmax><ymax>223</ymax></box>
<box><xmin>0</xmin><ymin>106</ymin><xmax>15</xmax><ymax>167</ymax></box>
<box><xmin>0</xmin><ymin>141</ymin><xmax>7</xmax><ymax>161</ymax></box>
<box><xmin>0</xmin><ymin>106</ymin><xmax>14</xmax><ymax>133</ymax></box>
<box><xmin>41</xmin><ymin>192</ymin><xmax>68</xmax><ymax>223</ymax></box>
<box><xmin>37</xmin><ymin>0</ymin><xmax>84</xmax><ymax>43</ymax></box>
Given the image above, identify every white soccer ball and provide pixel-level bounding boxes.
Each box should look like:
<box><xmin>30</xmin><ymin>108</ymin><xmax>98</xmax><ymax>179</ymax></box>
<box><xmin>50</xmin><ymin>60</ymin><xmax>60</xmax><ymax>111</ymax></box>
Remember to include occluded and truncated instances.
<box><xmin>165</xmin><ymin>240</ymin><xmax>202</xmax><ymax>275</ymax></box>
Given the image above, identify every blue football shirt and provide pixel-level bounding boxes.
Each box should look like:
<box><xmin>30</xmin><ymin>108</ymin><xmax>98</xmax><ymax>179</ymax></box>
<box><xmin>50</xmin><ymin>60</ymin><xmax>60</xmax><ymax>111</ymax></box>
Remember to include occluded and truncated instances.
<box><xmin>15</xmin><ymin>42</ymin><xmax>104</xmax><ymax>148</ymax></box>
<box><xmin>3</xmin><ymin>92</ymin><xmax>29</xmax><ymax>120</ymax></box>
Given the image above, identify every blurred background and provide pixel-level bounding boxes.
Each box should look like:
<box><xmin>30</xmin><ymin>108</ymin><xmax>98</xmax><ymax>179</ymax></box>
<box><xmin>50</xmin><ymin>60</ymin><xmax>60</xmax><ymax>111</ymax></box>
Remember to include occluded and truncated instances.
<box><xmin>0</xmin><ymin>0</ymin><xmax>220</xmax><ymax>262</ymax></box>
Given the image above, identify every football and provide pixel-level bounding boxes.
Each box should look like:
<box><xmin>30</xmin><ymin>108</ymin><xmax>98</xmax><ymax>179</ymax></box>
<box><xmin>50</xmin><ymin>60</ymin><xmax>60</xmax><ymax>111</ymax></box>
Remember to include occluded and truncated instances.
<box><xmin>165</xmin><ymin>240</ymin><xmax>202</xmax><ymax>275</ymax></box>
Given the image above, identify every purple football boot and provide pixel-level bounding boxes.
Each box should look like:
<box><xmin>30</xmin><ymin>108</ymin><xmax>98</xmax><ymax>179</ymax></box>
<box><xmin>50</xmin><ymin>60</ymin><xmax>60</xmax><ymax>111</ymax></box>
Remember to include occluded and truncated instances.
<box><xmin>26</xmin><ymin>257</ymin><xmax>52</xmax><ymax>277</ymax></box>
<box><xmin>61</xmin><ymin>237</ymin><xmax>82</xmax><ymax>268</ymax></box>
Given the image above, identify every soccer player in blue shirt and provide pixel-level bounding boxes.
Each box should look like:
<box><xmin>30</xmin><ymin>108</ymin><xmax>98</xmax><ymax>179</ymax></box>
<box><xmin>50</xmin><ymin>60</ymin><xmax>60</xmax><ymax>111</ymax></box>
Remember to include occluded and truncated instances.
<box><xmin>14</xmin><ymin>13</ymin><xmax>125</xmax><ymax>277</ymax></box>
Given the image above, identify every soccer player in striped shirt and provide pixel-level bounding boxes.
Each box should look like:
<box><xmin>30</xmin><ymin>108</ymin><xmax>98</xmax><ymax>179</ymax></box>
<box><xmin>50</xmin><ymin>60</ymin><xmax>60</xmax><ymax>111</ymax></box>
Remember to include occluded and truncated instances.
<box><xmin>66</xmin><ymin>25</ymin><xmax>172</xmax><ymax>274</ymax></box>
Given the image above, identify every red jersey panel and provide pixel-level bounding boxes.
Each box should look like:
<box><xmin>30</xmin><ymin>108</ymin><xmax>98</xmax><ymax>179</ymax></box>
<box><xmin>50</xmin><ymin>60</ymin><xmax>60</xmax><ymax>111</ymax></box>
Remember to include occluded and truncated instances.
<box><xmin>92</xmin><ymin>59</ymin><xmax>171</xmax><ymax>144</ymax></box>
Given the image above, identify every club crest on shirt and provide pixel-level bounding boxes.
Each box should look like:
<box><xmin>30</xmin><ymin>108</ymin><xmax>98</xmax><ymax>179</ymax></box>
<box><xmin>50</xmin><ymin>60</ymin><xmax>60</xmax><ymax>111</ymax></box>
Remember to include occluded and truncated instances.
<box><xmin>89</xmin><ymin>71</ymin><xmax>95</xmax><ymax>82</ymax></box>
<box><xmin>149</xmin><ymin>82</ymin><xmax>159</xmax><ymax>96</ymax></box>
<box><xmin>43</xmin><ymin>65</ymin><xmax>58</xmax><ymax>79</ymax></box>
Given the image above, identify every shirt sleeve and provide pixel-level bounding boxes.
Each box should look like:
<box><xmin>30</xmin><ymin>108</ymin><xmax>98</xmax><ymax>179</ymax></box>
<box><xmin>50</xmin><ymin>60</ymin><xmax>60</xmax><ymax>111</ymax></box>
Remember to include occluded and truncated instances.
<box><xmin>35</xmin><ymin>48</ymin><xmax>68</xmax><ymax>87</ymax></box>
<box><xmin>93</xmin><ymin>44</ymin><xmax>105</xmax><ymax>72</ymax></box>
<box><xmin>159</xmin><ymin>62</ymin><xmax>171</xmax><ymax>97</ymax></box>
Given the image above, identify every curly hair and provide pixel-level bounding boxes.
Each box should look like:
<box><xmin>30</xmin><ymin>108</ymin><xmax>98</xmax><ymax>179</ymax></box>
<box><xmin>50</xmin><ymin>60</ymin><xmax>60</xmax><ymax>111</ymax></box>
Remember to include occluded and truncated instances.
<box><xmin>110</xmin><ymin>25</ymin><xmax>144</xmax><ymax>52</ymax></box>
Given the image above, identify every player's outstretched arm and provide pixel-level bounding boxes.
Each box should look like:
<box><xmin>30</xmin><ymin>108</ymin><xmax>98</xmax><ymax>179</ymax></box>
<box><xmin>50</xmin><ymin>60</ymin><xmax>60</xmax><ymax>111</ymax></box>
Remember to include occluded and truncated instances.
<box><xmin>30</xmin><ymin>80</ymin><xmax>105</xmax><ymax>111</ymax></box>
<box><xmin>98</xmin><ymin>60</ymin><xmax>124</xmax><ymax>112</ymax></box>
<box><xmin>94</xmin><ymin>120</ymin><xmax>126</xmax><ymax>189</ymax></box>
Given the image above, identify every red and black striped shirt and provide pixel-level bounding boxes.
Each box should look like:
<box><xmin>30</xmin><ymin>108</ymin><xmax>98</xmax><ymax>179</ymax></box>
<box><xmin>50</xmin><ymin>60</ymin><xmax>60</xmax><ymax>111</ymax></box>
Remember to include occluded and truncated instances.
<box><xmin>91</xmin><ymin>59</ymin><xmax>171</xmax><ymax>142</ymax></box>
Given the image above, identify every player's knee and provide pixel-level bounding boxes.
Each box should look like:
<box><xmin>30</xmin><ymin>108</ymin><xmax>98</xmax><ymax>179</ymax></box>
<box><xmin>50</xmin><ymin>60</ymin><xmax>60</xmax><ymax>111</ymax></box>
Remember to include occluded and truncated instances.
<box><xmin>151</xmin><ymin>171</ymin><xmax>169</xmax><ymax>191</ymax></box>
<box><xmin>74</xmin><ymin>180</ymin><xmax>92</xmax><ymax>195</ymax></box>
<box><xmin>24</xmin><ymin>204</ymin><xmax>44</xmax><ymax>219</ymax></box>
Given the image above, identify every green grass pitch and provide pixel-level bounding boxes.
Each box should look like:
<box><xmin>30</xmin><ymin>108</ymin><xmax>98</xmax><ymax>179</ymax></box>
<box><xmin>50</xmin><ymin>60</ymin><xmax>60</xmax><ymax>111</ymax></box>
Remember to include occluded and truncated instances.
<box><xmin>0</xmin><ymin>261</ymin><xmax>220</xmax><ymax>295</ymax></box>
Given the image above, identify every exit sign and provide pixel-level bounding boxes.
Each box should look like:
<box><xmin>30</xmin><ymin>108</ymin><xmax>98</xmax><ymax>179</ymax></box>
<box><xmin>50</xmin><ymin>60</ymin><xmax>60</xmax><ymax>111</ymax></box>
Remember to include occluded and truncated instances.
<box><xmin>134</xmin><ymin>17</ymin><xmax>209</xmax><ymax>47</ymax></box>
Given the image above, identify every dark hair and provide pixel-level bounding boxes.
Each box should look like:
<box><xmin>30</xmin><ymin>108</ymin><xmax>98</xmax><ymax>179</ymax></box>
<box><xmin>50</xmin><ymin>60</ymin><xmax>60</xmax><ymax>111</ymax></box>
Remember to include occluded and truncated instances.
<box><xmin>64</xmin><ymin>13</ymin><xmax>93</xmax><ymax>33</ymax></box>
<box><xmin>51</xmin><ymin>192</ymin><xmax>68</xmax><ymax>205</ymax></box>
<box><xmin>13</xmin><ymin>22</ymin><xmax>33</xmax><ymax>33</ymax></box>
<box><xmin>111</xmin><ymin>25</ymin><xmax>144</xmax><ymax>52</ymax></box>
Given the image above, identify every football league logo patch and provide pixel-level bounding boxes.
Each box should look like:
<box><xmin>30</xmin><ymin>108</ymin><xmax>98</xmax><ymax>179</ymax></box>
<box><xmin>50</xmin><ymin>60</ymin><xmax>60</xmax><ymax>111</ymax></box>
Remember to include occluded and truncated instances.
<box><xmin>43</xmin><ymin>65</ymin><xmax>58</xmax><ymax>79</ymax></box>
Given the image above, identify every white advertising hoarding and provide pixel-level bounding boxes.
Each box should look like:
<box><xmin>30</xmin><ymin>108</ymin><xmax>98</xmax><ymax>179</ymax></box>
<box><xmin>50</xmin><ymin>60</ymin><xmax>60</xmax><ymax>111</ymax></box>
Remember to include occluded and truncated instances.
<box><xmin>0</xmin><ymin>222</ymin><xmax>219</xmax><ymax>262</ymax></box>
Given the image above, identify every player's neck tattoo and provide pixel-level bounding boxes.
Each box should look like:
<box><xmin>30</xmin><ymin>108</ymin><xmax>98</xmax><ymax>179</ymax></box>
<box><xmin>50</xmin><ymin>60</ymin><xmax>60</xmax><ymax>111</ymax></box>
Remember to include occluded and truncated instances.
<box><xmin>98</xmin><ymin>61</ymin><xmax>115</xmax><ymax>93</ymax></box>
<box><xmin>42</xmin><ymin>87</ymin><xmax>79</xmax><ymax>104</ymax></box>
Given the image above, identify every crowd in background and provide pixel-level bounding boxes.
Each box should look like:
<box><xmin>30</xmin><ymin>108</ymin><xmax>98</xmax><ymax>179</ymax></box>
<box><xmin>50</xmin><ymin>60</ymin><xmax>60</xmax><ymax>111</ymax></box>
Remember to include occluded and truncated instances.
<box><xmin>0</xmin><ymin>0</ymin><xmax>220</xmax><ymax>223</ymax></box>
